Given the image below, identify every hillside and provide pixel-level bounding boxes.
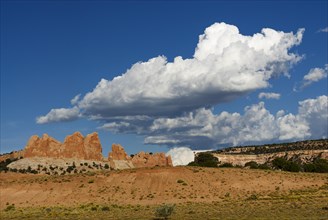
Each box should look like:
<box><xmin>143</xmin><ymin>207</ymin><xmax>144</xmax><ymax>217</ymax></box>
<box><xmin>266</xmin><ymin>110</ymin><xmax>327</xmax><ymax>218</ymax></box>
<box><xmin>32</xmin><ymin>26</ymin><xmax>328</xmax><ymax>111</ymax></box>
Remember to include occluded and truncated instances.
<box><xmin>213</xmin><ymin>139</ymin><xmax>328</xmax><ymax>155</ymax></box>
<box><xmin>206</xmin><ymin>139</ymin><xmax>328</xmax><ymax>167</ymax></box>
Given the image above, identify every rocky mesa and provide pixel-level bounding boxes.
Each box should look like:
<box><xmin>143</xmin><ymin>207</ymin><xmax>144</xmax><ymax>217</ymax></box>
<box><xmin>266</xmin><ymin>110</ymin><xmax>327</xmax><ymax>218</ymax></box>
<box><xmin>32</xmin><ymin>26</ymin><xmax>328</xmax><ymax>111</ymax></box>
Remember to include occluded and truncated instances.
<box><xmin>210</xmin><ymin>139</ymin><xmax>328</xmax><ymax>166</ymax></box>
<box><xmin>1</xmin><ymin>132</ymin><xmax>172</xmax><ymax>173</ymax></box>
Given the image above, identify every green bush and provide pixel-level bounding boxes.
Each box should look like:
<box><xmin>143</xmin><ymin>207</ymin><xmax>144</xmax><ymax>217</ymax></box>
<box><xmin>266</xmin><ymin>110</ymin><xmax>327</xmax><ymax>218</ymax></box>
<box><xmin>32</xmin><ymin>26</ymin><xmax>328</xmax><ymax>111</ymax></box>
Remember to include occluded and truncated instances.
<box><xmin>155</xmin><ymin>204</ymin><xmax>175</xmax><ymax>219</ymax></box>
<box><xmin>257</xmin><ymin>164</ymin><xmax>270</xmax><ymax>170</ymax></box>
<box><xmin>285</xmin><ymin>161</ymin><xmax>301</xmax><ymax>172</ymax></box>
<box><xmin>4</xmin><ymin>204</ymin><xmax>15</xmax><ymax>211</ymax></box>
<box><xmin>304</xmin><ymin>159</ymin><xmax>328</xmax><ymax>173</ymax></box>
<box><xmin>188</xmin><ymin>153</ymin><xmax>218</xmax><ymax>167</ymax></box>
<box><xmin>244</xmin><ymin>161</ymin><xmax>258</xmax><ymax>169</ymax></box>
<box><xmin>101</xmin><ymin>206</ymin><xmax>110</xmax><ymax>211</ymax></box>
<box><xmin>272</xmin><ymin>157</ymin><xmax>300</xmax><ymax>172</ymax></box>
<box><xmin>247</xmin><ymin>194</ymin><xmax>258</xmax><ymax>200</ymax></box>
<box><xmin>219</xmin><ymin>163</ymin><xmax>234</xmax><ymax>168</ymax></box>
<box><xmin>272</xmin><ymin>157</ymin><xmax>287</xmax><ymax>170</ymax></box>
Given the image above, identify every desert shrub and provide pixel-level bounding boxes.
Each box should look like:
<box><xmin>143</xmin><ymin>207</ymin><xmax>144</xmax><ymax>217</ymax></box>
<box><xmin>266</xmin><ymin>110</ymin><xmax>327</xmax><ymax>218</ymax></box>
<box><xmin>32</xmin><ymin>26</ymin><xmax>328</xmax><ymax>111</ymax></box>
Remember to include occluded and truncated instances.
<box><xmin>272</xmin><ymin>157</ymin><xmax>288</xmax><ymax>170</ymax></box>
<box><xmin>101</xmin><ymin>206</ymin><xmax>110</xmax><ymax>211</ymax></box>
<box><xmin>245</xmin><ymin>161</ymin><xmax>258</xmax><ymax>169</ymax></box>
<box><xmin>90</xmin><ymin>206</ymin><xmax>97</xmax><ymax>211</ymax></box>
<box><xmin>4</xmin><ymin>204</ymin><xmax>15</xmax><ymax>211</ymax></box>
<box><xmin>0</xmin><ymin>158</ymin><xmax>19</xmax><ymax>172</ymax></box>
<box><xmin>188</xmin><ymin>153</ymin><xmax>218</xmax><ymax>167</ymax></box>
<box><xmin>187</xmin><ymin>161</ymin><xmax>198</xmax><ymax>166</ymax></box>
<box><xmin>219</xmin><ymin>163</ymin><xmax>234</xmax><ymax>168</ymax></box>
<box><xmin>258</xmin><ymin>164</ymin><xmax>270</xmax><ymax>170</ymax></box>
<box><xmin>66</xmin><ymin>166</ymin><xmax>74</xmax><ymax>173</ymax></box>
<box><xmin>88</xmin><ymin>179</ymin><xmax>94</xmax><ymax>184</ymax></box>
<box><xmin>30</xmin><ymin>169</ymin><xmax>38</xmax><ymax>174</ymax></box>
<box><xmin>304</xmin><ymin>159</ymin><xmax>328</xmax><ymax>173</ymax></box>
<box><xmin>247</xmin><ymin>194</ymin><xmax>258</xmax><ymax>200</ymax></box>
<box><xmin>272</xmin><ymin>157</ymin><xmax>300</xmax><ymax>172</ymax></box>
<box><xmin>104</xmin><ymin>164</ymin><xmax>110</xmax><ymax>169</ymax></box>
<box><xmin>285</xmin><ymin>161</ymin><xmax>301</xmax><ymax>172</ymax></box>
<box><xmin>177</xmin><ymin>179</ymin><xmax>184</xmax><ymax>184</ymax></box>
<box><xmin>155</xmin><ymin>204</ymin><xmax>175</xmax><ymax>219</ymax></box>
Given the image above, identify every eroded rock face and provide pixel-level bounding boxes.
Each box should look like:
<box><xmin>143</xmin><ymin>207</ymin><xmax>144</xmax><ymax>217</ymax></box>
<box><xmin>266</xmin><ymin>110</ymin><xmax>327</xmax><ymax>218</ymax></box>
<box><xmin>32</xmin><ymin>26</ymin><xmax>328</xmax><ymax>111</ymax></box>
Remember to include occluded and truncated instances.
<box><xmin>132</xmin><ymin>152</ymin><xmax>173</xmax><ymax>168</ymax></box>
<box><xmin>212</xmin><ymin>150</ymin><xmax>328</xmax><ymax>166</ymax></box>
<box><xmin>24</xmin><ymin>132</ymin><xmax>103</xmax><ymax>161</ymax></box>
<box><xmin>107</xmin><ymin>144</ymin><xmax>173</xmax><ymax>169</ymax></box>
<box><xmin>108</xmin><ymin>144</ymin><xmax>130</xmax><ymax>160</ymax></box>
<box><xmin>25</xmin><ymin>134</ymin><xmax>62</xmax><ymax>158</ymax></box>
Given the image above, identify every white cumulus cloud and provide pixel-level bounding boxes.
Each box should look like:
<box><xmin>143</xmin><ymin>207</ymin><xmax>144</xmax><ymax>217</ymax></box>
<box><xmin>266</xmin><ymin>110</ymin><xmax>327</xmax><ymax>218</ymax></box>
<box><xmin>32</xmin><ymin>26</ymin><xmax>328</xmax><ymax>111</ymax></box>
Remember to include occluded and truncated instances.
<box><xmin>303</xmin><ymin>65</ymin><xmax>328</xmax><ymax>86</ymax></box>
<box><xmin>36</xmin><ymin>107</ymin><xmax>80</xmax><ymax>124</ymax></box>
<box><xmin>143</xmin><ymin>95</ymin><xmax>327</xmax><ymax>148</ymax></box>
<box><xmin>258</xmin><ymin>92</ymin><xmax>281</xmax><ymax>100</ymax></box>
<box><xmin>70</xmin><ymin>94</ymin><xmax>81</xmax><ymax>105</ymax></box>
<box><xmin>166</xmin><ymin>147</ymin><xmax>195</xmax><ymax>166</ymax></box>
<box><xmin>37</xmin><ymin>22</ymin><xmax>304</xmax><ymax>123</ymax></box>
<box><xmin>294</xmin><ymin>65</ymin><xmax>328</xmax><ymax>91</ymax></box>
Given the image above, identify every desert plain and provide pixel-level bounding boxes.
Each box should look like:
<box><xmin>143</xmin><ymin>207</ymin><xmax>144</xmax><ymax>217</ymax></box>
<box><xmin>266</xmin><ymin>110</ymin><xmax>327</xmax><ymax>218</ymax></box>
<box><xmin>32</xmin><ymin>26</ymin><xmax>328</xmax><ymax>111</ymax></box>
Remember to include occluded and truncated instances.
<box><xmin>1</xmin><ymin>166</ymin><xmax>328</xmax><ymax>219</ymax></box>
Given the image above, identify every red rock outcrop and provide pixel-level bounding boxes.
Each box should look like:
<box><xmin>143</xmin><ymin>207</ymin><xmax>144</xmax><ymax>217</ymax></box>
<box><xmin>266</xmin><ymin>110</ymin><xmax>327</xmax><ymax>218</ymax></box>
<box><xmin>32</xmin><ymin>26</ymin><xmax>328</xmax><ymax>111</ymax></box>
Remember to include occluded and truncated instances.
<box><xmin>108</xmin><ymin>144</ymin><xmax>173</xmax><ymax>169</ymax></box>
<box><xmin>108</xmin><ymin>144</ymin><xmax>131</xmax><ymax>161</ymax></box>
<box><xmin>108</xmin><ymin>144</ymin><xmax>134</xmax><ymax>169</ymax></box>
<box><xmin>24</xmin><ymin>132</ymin><xmax>103</xmax><ymax>161</ymax></box>
<box><xmin>132</xmin><ymin>152</ymin><xmax>173</xmax><ymax>168</ymax></box>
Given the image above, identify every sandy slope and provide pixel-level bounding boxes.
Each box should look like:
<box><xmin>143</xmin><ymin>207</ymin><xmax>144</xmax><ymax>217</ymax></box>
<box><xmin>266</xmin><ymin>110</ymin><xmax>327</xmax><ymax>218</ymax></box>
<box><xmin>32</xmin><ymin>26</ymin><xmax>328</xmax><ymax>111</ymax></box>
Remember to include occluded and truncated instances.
<box><xmin>0</xmin><ymin>166</ymin><xmax>327</xmax><ymax>209</ymax></box>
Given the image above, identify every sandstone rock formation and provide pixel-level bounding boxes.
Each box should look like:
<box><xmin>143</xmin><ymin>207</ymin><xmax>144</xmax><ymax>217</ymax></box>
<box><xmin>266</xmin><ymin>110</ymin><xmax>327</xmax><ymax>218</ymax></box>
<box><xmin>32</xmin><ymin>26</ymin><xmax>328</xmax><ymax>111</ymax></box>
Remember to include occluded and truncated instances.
<box><xmin>108</xmin><ymin>144</ymin><xmax>134</xmax><ymax>169</ymax></box>
<box><xmin>24</xmin><ymin>132</ymin><xmax>103</xmax><ymax>161</ymax></box>
<box><xmin>132</xmin><ymin>152</ymin><xmax>173</xmax><ymax>168</ymax></box>
<box><xmin>108</xmin><ymin>144</ymin><xmax>173</xmax><ymax>170</ymax></box>
<box><xmin>213</xmin><ymin>150</ymin><xmax>328</xmax><ymax>166</ymax></box>
<box><xmin>4</xmin><ymin>132</ymin><xmax>173</xmax><ymax>172</ymax></box>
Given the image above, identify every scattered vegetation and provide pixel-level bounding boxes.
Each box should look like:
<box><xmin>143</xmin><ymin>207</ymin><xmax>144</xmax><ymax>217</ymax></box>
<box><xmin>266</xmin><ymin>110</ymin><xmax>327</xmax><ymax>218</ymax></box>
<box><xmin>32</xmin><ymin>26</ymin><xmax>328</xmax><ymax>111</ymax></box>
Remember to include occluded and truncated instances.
<box><xmin>155</xmin><ymin>204</ymin><xmax>175</xmax><ymax>220</ymax></box>
<box><xmin>4</xmin><ymin>204</ymin><xmax>15</xmax><ymax>212</ymax></box>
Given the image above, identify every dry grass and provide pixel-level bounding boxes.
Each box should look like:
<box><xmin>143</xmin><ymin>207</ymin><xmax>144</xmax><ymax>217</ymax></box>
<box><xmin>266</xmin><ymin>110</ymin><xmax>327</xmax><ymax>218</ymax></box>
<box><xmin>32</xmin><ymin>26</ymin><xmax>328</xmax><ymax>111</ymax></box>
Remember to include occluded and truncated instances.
<box><xmin>1</xmin><ymin>166</ymin><xmax>328</xmax><ymax>219</ymax></box>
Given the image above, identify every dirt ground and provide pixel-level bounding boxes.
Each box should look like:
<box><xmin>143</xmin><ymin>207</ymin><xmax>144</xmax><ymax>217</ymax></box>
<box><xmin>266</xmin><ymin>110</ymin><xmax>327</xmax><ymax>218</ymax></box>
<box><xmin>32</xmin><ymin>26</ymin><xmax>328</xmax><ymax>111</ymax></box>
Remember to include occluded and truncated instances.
<box><xmin>1</xmin><ymin>166</ymin><xmax>328</xmax><ymax>219</ymax></box>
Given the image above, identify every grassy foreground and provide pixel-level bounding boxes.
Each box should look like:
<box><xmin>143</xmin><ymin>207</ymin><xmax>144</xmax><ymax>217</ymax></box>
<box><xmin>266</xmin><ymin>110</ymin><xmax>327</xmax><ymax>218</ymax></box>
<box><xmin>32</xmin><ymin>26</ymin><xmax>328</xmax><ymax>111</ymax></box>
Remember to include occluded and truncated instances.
<box><xmin>1</xmin><ymin>188</ymin><xmax>328</xmax><ymax>220</ymax></box>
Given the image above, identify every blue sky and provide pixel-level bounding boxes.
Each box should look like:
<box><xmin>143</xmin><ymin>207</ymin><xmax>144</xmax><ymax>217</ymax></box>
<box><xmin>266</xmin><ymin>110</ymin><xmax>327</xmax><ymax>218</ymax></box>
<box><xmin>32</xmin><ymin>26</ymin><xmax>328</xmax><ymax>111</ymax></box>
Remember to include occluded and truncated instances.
<box><xmin>1</xmin><ymin>1</ymin><xmax>327</xmax><ymax>157</ymax></box>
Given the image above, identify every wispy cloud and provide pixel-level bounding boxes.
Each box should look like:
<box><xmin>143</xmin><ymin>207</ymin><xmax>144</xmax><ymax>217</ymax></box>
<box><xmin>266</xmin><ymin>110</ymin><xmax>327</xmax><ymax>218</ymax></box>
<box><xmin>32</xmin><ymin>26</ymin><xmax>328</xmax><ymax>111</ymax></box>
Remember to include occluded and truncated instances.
<box><xmin>318</xmin><ymin>27</ymin><xmax>328</xmax><ymax>32</ymax></box>
<box><xmin>258</xmin><ymin>92</ymin><xmax>281</xmax><ymax>100</ymax></box>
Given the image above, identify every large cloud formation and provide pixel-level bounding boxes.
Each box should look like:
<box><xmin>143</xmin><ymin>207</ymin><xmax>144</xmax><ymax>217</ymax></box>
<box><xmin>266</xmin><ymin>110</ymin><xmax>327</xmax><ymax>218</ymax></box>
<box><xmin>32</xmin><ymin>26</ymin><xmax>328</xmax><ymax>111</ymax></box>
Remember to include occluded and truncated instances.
<box><xmin>37</xmin><ymin>22</ymin><xmax>304</xmax><ymax>123</ymax></box>
<box><xmin>35</xmin><ymin>22</ymin><xmax>328</xmax><ymax>150</ymax></box>
<box><xmin>143</xmin><ymin>95</ymin><xmax>327</xmax><ymax>148</ymax></box>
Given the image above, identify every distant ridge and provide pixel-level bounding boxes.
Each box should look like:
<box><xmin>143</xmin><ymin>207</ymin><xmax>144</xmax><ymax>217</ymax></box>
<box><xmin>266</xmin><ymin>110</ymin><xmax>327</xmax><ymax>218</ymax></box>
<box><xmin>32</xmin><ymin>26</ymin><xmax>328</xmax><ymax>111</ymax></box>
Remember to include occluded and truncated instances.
<box><xmin>212</xmin><ymin>139</ymin><xmax>328</xmax><ymax>155</ymax></box>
